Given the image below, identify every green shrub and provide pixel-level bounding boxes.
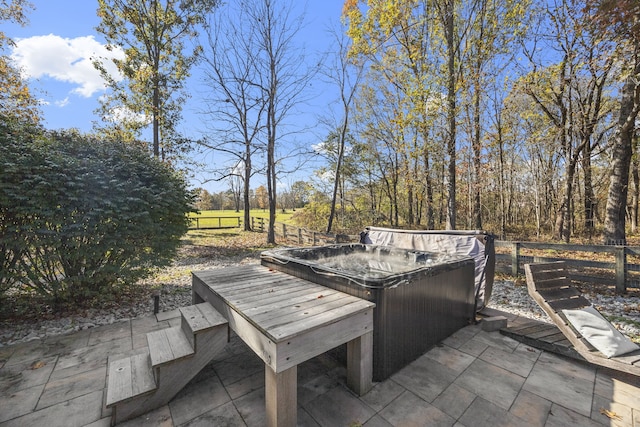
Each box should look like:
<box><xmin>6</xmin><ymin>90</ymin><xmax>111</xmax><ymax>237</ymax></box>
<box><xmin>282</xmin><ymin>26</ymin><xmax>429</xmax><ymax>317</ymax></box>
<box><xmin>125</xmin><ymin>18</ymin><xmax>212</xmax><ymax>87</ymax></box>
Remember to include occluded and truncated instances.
<box><xmin>0</xmin><ymin>126</ymin><xmax>194</xmax><ymax>306</ymax></box>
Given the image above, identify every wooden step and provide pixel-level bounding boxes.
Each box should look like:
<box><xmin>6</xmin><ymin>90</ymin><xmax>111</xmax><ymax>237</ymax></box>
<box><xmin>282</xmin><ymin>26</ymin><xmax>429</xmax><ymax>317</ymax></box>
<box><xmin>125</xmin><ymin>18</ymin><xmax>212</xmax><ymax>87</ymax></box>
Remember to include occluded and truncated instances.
<box><xmin>180</xmin><ymin>302</ymin><xmax>228</xmax><ymax>350</ymax></box>
<box><xmin>108</xmin><ymin>303</ymin><xmax>229</xmax><ymax>425</ymax></box>
<box><xmin>106</xmin><ymin>353</ymin><xmax>155</xmax><ymax>407</ymax></box>
<box><xmin>147</xmin><ymin>326</ymin><xmax>194</xmax><ymax>368</ymax></box>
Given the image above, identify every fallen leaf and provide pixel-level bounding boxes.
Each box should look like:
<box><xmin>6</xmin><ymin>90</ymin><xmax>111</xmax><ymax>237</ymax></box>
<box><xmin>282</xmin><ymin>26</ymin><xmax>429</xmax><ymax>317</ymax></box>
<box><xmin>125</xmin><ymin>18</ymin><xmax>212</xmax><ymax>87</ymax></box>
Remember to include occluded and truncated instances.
<box><xmin>317</xmin><ymin>294</ymin><xmax>324</xmax><ymax>299</ymax></box>
<box><xmin>599</xmin><ymin>408</ymin><xmax>622</xmax><ymax>420</ymax></box>
<box><xmin>30</xmin><ymin>360</ymin><xmax>46</xmax><ymax>370</ymax></box>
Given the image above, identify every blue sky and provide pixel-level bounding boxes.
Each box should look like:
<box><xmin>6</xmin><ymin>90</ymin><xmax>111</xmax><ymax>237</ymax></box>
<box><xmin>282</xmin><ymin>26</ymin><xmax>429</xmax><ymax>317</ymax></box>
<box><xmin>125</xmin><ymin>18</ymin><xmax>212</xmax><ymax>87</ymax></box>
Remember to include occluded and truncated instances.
<box><xmin>7</xmin><ymin>0</ymin><xmax>347</xmax><ymax>194</ymax></box>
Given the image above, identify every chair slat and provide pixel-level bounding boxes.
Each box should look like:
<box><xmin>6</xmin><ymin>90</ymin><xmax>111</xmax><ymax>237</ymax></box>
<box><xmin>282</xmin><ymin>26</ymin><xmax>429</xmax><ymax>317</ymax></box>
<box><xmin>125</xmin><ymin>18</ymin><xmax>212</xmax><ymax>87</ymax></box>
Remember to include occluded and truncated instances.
<box><xmin>538</xmin><ymin>287</ymin><xmax>582</xmax><ymax>302</ymax></box>
<box><xmin>547</xmin><ymin>296</ymin><xmax>591</xmax><ymax>311</ymax></box>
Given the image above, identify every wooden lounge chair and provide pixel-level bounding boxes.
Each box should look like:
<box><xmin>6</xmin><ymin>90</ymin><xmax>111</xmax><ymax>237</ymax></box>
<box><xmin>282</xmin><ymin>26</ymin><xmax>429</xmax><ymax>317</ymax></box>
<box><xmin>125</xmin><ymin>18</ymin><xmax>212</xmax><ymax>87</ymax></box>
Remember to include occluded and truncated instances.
<box><xmin>524</xmin><ymin>261</ymin><xmax>640</xmax><ymax>377</ymax></box>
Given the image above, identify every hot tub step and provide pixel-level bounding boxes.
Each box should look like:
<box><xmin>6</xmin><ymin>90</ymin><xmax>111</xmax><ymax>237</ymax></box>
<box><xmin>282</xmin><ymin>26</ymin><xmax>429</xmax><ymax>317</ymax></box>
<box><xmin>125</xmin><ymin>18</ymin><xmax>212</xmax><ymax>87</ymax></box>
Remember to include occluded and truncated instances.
<box><xmin>106</xmin><ymin>303</ymin><xmax>228</xmax><ymax>425</ymax></box>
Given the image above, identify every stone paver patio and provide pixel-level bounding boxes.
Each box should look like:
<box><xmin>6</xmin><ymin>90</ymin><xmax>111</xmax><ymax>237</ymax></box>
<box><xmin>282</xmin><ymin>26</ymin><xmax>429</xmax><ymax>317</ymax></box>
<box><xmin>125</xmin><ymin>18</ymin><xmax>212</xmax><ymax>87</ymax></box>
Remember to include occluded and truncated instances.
<box><xmin>1</xmin><ymin>309</ymin><xmax>638</xmax><ymax>426</ymax></box>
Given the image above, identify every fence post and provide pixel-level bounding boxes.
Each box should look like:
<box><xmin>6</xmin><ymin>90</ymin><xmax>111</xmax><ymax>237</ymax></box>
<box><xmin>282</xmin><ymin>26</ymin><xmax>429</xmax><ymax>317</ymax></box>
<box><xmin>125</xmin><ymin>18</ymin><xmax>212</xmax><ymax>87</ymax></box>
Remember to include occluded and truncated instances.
<box><xmin>511</xmin><ymin>242</ymin><xmax>520</xmax><ymax>277</ymax></box>
<box><xmin>615</xmin><ymin>246</ymin><xmax>627</xmax><ymax>293</ymax></box>
<box><xmin>298</xmin><ymin>228</ymin><xmax>303</xmax><ymax>245</ymax></box>
<box><xmin>313</xmin><ymin>232</ymin><xmax>317</xmax><ymax>245</ymax></box>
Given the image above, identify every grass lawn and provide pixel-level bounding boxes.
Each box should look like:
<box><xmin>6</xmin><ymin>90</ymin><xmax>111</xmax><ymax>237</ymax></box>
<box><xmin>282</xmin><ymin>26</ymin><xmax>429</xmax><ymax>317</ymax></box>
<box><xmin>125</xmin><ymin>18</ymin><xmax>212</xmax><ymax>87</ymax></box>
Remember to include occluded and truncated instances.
<box><xmin>190</xmin><ymin>209</ymin><xmax>297</xmax><ymax>224</ymax></box>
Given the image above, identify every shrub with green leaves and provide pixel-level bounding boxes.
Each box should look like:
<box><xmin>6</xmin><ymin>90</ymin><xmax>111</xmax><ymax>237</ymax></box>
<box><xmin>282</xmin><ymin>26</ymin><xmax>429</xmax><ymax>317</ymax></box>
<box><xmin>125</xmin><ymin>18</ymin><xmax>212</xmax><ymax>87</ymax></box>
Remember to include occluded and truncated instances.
<box><xmin>0</xmin><ymin>125</ymin><xmax>194</xmax><ymax>305</ymax></box>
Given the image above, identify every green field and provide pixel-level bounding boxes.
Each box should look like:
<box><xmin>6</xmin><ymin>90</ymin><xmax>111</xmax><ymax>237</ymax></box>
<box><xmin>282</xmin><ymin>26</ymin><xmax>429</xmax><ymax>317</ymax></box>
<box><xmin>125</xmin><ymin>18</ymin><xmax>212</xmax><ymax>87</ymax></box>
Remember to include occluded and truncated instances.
<box><xmin>189</xmin><ymin>209</ymin><xmax>297</xmax><ymax>228</ymax></box>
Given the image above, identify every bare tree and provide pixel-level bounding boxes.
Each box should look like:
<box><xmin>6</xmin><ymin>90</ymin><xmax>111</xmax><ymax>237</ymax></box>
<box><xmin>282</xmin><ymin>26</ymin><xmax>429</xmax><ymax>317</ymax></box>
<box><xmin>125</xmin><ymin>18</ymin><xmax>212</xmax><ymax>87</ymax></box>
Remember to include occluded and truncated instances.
<box><xmin>246</xmin><ymin>0</ymin><xmax>316</xmax><ymax>244</ymax></box>
<box><xmin>200</xmin><ymin>5</ymin><xmax>266</xmax><ymax>230</ymax></box>
<box><xmin>320</xmin><ymin>26</ymin><xmax>365</xmax><ymax>233</ymax></box>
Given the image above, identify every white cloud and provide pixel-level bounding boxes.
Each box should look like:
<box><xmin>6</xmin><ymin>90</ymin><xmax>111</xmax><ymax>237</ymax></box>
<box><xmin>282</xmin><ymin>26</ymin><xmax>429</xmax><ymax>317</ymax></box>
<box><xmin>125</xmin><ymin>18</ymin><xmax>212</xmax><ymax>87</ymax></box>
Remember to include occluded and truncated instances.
<box><xmin>54</xmin><ymin>97</ymin><xmax>70</xmax><ymax>107</ymax></box>
<box><xmin>105</xmin><ymin>105</ymin><xmax>150</xmax><ymax>126</ymax></box>
<box><xmin>11</xmin><ymin>34</ymin><xmax>124</xmax><ymax>98</ymax></box>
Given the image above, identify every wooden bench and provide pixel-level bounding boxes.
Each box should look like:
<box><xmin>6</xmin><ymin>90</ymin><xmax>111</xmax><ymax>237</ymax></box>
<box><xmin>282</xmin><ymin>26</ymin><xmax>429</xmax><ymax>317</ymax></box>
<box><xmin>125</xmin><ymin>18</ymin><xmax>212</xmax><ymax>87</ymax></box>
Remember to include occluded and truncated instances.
<box><xmin>192</xmin><ymin>265</ymin><xmax>375</xmax><ymax>427</ymax></box>
<box><xmin>524</xmin><ymin>261</ymin><xmax>640</xmax><ymax>377</ymax></box>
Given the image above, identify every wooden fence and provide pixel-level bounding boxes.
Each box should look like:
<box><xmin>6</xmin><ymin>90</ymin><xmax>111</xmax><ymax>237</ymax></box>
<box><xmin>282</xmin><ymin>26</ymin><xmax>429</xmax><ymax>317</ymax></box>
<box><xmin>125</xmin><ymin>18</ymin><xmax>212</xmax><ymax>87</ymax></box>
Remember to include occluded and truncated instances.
<box><xmin>188</xmin><ymin>216</ymin><xmax>242</xmax><ymax>230</ymax></box>
<box><xmin>250</xmin><ymin>217</ymin><xmax>354</xmax><ymax>245</ymax></box>
<box><xmin>495</xmin><ymin>241</ymin><xmax>640</xmax><ymax>292</ymax></box>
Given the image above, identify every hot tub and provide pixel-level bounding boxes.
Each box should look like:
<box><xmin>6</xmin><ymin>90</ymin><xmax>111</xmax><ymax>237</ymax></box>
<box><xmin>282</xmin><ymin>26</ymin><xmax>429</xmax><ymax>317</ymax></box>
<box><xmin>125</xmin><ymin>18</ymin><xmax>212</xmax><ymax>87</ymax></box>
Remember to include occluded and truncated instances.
<box><xmin>260</xmin><ymin>244</ymin><xmax>475</xmax><ymax>381</ymax></box>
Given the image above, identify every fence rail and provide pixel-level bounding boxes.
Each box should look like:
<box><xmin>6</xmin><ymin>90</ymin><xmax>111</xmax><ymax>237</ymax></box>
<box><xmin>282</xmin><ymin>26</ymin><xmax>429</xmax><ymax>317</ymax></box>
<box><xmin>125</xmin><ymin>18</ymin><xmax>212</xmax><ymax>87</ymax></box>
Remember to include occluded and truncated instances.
<box><xmin>188</xmin><ymin>216</ymin><xmax>242</xmax><ymax>230</ymax></box>
<box><xmin>495</xmin><ymin>241</ymin><xmax>640</xmax><ymax>292</ymax></box>
<box><xmin>250</xmin><ymin>217</ymin><xmax>354</xmax><ymax>245</ymax></box>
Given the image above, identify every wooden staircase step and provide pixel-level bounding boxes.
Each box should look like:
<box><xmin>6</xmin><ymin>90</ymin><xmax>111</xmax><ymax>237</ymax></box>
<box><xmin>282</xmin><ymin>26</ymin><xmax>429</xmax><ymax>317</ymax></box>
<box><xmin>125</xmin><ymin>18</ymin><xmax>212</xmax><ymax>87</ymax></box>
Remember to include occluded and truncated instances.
<box><xmin>108</xmin><ymin>303</ymin><xmax>229</xmax><ymax>425</ymax></box>
<box><xmin>106</xmin><ymin>353</ymin><xmax>155</xmax><ymax>407</ymax></box>
<box><xmin>180</xmin><ymin>302</ymin><xmax>228</xmax><ymax>349</ymax></box>
<box><xmin>148</xmin><ymin>326</ymin><xmax>193</xmax><ymax>367</ymax></box>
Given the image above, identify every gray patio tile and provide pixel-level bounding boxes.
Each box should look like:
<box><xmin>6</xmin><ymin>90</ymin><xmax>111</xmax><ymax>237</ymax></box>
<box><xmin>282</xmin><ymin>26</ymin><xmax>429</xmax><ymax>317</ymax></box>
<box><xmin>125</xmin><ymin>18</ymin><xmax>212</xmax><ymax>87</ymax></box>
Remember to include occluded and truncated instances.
<box><xmin>458</xmin><ymin>396</ymin><xmax>527</xmax><ymax>427</ymax></box>
<box><xmin>83</xmin><ymin>416</ymin><xmax>112</xmax><ymax>427</ymax></box>
<box><xmin>509</xmin><ymin>389</ymin><xmax>551</xmax><ymax>427</ymax></box>
<box><xmin>591</xmin><ymin>392</ymin><xmax>634</xmax><ymax>426</ymax></box>
<box><xmin>544</xmin><ymin>403</ymin><xmax>602</xmax><ymax>427</ymax></box>
<box><xmin>4</xmin><ymin>340</ymin><xmax>50</xmax><ymax>366</ymax></box>
<box><xmin>536</xmin><ymin>350</ymin><xmax>596</xmax><ymax>383</ymax></box>
<box><xmin>131</xmin><ymin>314</ymin><xmax>162</xmax><ymax>332</ymax></box>
<box><xmin>457</xmin><ymin>335</ymin><xmax>489</xmax><ymax>357</ymax></box>
<box><xmin>0</xmin><ymin>354</ymin><xmax>56</xmax><ymax>394</ymax></box>
<box><xmin>221</xmin><ymin>369</ymin><xmax>263</xmax><ymax>401</ymax></box>
<box><xmin>513</xmin><ymin>342</ymin><xmax>543</xmax><ymax>361</ymax></box>
<box><xmin>117</xmin><ymin>405</ymin><xmax>173</xmax><ymax>427</ymax></box>
<box><xmin>55</xmin><ymin>335</ymin><xmax>132</xmax><ymax>371</ymax></box>
<box><xmin>454</xmin><ymin>358</ymin><xmax>525</xmax><ymax>410</ymax></box>
<box><xmin>378</xmin><ymin>390</ymin><xmax>455</xmax><ymax>427</ymax></box>
<box><xmin>359</xmin><ymin>379</ymin><xmax>405</xmax><ymax>413</ymax></box>
<box><xmin>43</xmin><ymin>328</ymin><xmax>92</xmax><ymax>352</ymax></box>
<box><xmin>212</xmin><ymin>350</ymin><xmax>263</xmax><ymax>386</ymax></box>
<box><xmin>471</xmin><ymin>330</ymin><xmax>519</xmax><ymax>352</ymax></box>
<box><xmin>362</xmin><ymin>414</ymin><xmax>393</xmax><ymax>427</ymax></box>
<box><xmin>232</xmin><ymin>388</ymin><xmax>265</xmax><ymax>427</ymax></box>
<box><xmin>168</xmin><ymin>317</ymin><xmax>182</xmax><ymax>328</ymax></box>
<box><xmin>88</xmin><ymin>320</ymin><xmax>131</xmax><ymax>346</ymax></box>
<box><xmin>0</xmin><ymin>389</ymin><xmax>103</xmax><ymax>427</ymax></box>
<box><xmin>156</xmin><ymin>309</ymin><xmax>181</xmax><ymax>322</ymax></box>
<box><xmin>523</xmin><ymin>352</ymin><xmax>595</xmax><ymax>417</ymax></box>
<box><xmin>303</xmin><ymin>385</ymin><xmax>376</xmax><ymax>427</ymax></box>
<box><xmin>298</xmin><ymin>407</ymin><xmax>321</xmax><ymax>427</ymax></box>
<box><xmin>479</xmin><ymin>345</ymin><xmax>536</xmax><ymax>377</ymax></box>
<box><xmin>391</xmin><ymin>352</ymin><xmax>460</xmax><ymax>403</ymax></box>
<box><xmin>0</xmin><ymin>345</ymin><xmax>15</xmax><ymax>368</ymax></box>
<box><xmin>298</xmin><ymin>369</ymin><xmax>342</xmax><ymax>406</ymax></box>
<box><xmin>0</xmin><ymin>383</ymin><xmax>44</xmax><ymax>423</ymax></box>
<box><xmin>593</xmin><ymin>368</ymin><xmax>640</xmax><ymax>411</ymax></box>
<box><xmin>50</xmin><ymin>353</ymin><xmax>106</xmax><ymax>381</ymax></box>
<box><xmin>168</xmin><ymin>373</ymin><xmax>231</xmax><ymax>426</ymax></box>
<box><xmin>441</xmin><ymin>325</ymin><xmax>481</xmax><ymax>349</ymax></box>
<box><xmin>37</xmin><ymin>365</ymin><xmax>106</xmax><ymax>410</ymax></box>
<box><xmin>179</xmin><ymin>400</ymin><xmax>245</xmax><ymax>427</ymax></box>
<box><xmin>431</xmin><ymin>382</ymin><xmax>476</xmax><ymax>419</ymax></box>
<box><xmin>424</xmin><ymin>344</ymin><xmax>476</xmax><ymax>374</ymax></box>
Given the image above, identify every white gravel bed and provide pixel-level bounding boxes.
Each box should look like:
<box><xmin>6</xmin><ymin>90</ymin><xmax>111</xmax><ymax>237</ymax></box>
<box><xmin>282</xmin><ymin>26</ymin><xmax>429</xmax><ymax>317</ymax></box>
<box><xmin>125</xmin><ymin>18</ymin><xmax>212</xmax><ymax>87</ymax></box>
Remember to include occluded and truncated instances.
<box><xmin>2</xmin><ymin>260</ymin><xmax>639</xmax><ymax>347</ymax></box>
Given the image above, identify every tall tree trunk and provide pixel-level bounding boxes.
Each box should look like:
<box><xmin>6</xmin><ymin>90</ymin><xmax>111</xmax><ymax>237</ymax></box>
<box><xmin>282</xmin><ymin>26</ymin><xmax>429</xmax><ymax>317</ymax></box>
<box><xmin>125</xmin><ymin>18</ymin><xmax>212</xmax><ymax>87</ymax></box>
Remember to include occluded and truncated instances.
<box><xmin>631</xmin><ymin>151</ymin><xmax>639</xmax><ymax>233</ymax></box>
<box><xmin>243</xmin><ymin>153</ymin><xmax>252</xmax><ymax>231</ymax></box>
<box><xmin>442</xmin><ymin>0</ymin><xmax>457</xmax><ymax>230</ymax></box>
<box><xmin>604</xmin><ymin>66</ymin><xmax>640</xmax><ymax>244</ymax></box>
<box><xmin>583</xmin><ymin>149</ymin><xmax>595</xmax><ymax>234</ymax></box>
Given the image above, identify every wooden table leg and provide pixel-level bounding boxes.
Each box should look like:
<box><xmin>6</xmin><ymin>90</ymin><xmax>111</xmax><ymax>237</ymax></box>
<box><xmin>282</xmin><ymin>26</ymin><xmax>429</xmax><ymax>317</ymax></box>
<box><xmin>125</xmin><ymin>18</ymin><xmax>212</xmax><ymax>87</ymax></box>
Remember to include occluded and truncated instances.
<box><xmin>347</xmin><ymin>331</ymin><xmax>373</xmax><ymax>395</ymax></box>
<box><xmin>265</xmin><ymin>364</ymin><xmax>297</xmax><ymax>427</ymax></box>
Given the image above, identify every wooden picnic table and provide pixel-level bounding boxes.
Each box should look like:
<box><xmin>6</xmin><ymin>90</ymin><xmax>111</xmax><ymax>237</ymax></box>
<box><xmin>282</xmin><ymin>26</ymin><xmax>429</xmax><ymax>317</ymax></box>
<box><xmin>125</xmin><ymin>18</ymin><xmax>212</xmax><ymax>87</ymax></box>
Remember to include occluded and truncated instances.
<box><xmin>192</xmin><ymin>264</ymin><xmax>376</xmax><ymax>427</ymax></box>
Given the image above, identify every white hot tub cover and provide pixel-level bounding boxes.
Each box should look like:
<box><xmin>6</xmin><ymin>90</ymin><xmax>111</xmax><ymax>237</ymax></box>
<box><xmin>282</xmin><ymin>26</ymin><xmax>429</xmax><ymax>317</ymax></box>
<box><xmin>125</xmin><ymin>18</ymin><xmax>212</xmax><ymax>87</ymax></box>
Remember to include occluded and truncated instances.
<box><xmin>361</xmin><ymin>227</ymin><xmax>495</xmax><ymax>311</ymax></box>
